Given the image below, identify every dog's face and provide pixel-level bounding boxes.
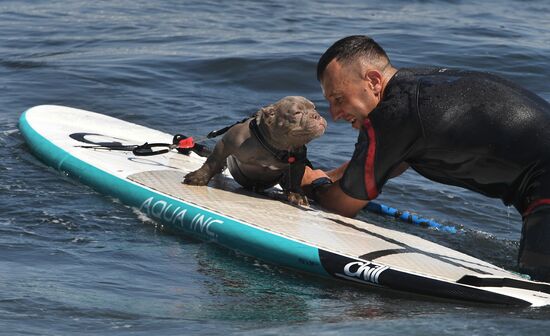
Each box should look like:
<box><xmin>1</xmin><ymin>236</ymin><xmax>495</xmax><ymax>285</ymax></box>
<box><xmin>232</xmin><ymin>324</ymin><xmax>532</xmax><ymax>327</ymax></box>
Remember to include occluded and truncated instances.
<box><xmin>258</xmin><ymin>96</ymin><xmax>327</xmax><ymax>149</ymax></box>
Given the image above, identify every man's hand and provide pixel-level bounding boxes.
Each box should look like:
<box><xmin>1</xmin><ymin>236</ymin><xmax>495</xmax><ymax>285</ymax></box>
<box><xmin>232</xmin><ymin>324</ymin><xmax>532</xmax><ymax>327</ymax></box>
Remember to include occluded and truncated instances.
<box><xmin>301</xmin><ymin>166</ymin><xmax>330</xmax><ymax>187</ymax></box>
<box><xmin>301</xmin><ymin>166</ymin><xmax>330</xmax><ymax>200</ymax></box>
<box><xmin>302</xmin><ymin>161</ymin><xmax>351</xmax><ymax>187</ymax></box>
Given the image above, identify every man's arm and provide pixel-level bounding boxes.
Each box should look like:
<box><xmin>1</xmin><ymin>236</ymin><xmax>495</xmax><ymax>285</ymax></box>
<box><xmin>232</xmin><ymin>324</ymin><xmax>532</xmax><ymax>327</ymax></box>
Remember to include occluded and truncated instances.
<box><xmin>326</xmin><ymin>161</ymin><xmax>349</xmax><ymax>181</ymax></box>
<box><xmin>302</xmin><ymin>165</ymin><xmax>368</xmax><ymax>217</ymax></box>
<box><xmin>302</xmin><ymin>161</ymin><xmax>409</xmax><ymax>218</ymax></box>
<box><xmin>312</xmin><ymin>181</ymin><xmax>368</xmax><ymax>217</ymax></box>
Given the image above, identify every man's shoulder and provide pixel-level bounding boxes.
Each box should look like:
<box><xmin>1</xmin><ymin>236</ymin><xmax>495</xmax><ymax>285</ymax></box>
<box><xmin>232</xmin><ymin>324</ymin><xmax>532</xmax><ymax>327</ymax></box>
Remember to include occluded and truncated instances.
<box><xmin>396</xmin><ymin>67</ymin><xmax>495</xmax><ymax>80</ymax></box>
<box><xmin>394</xmin><ymin>67</ymin><xmax>516</xmax><ymax>96</ymax></box>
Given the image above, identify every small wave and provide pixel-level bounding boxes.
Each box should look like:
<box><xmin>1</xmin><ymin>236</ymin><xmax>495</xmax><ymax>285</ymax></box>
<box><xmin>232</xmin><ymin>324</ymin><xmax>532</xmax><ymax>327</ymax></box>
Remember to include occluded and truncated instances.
<box><xmin>0</xmin><ymin>129</ymin><xmax>23</xmax><ymax>147</ymax></box>
<box><xmin>131</xmin><ymin>207</ymin><xmax>164</xmax><ymax>230</ymax></box>
<box><xmin>1</xmin><ymin>129</ymin><xmax>19</xmax><ymax>136</ymax></box>
<box><xmin>180</xmin><ymin>55</ymin><xmax>320</xmax><ymax>94</ymax></box>
<box><xmin>0</xmin><ymin>59</ymin><xmax>48</xmax><ymax>70</ymax></box>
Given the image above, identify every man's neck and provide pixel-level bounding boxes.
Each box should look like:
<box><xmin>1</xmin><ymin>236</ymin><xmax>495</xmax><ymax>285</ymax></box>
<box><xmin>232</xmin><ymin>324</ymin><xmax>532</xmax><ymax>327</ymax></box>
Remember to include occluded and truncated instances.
<box><xmin>381</xmin><ymin>66</ymin><xmax>398</xmax><ymax>98</ymax></box>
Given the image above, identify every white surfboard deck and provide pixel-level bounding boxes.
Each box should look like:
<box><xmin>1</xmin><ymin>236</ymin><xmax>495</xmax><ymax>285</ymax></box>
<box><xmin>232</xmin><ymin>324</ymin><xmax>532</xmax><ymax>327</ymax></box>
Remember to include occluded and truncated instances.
<box><xmin>19</xmin><ymin>105</ymin><xmax>550</xmax><ymax>307</ymax></box>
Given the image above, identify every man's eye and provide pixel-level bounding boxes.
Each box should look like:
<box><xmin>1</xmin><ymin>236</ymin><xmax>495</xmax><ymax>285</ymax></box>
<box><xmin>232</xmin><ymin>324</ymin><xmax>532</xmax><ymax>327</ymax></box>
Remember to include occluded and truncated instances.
<box><xmin>334</xmin><ymin>97</ymin><xmax>343</xmax><ymax>104</ymax></box>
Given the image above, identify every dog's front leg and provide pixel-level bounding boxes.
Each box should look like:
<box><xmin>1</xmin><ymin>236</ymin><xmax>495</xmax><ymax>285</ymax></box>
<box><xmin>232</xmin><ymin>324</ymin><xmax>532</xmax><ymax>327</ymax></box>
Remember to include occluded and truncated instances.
<box><xmin>183</xmin><ymin>137</ymin><xmax>234</xmax><ymax>185</ymax></box>
<box><xmin>280</xmin><ymin>163</ymin><xmax>310</xmax><ymax>206</ymax></box>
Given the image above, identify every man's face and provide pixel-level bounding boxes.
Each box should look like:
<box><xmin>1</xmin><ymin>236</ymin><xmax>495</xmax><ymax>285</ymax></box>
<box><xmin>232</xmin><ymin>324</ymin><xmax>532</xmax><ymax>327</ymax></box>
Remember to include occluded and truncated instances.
<box><xmin>320</xmin><ymin>59</ymin><xmax>380</xmax><ymax>130</ymax></box>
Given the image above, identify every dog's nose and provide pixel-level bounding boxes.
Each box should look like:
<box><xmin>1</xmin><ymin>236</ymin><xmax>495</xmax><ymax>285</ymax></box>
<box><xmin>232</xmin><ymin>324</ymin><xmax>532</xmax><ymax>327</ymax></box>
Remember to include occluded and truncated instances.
<box><xmin>311</xmin><ymin>113</ymin><xmax>320</xmax><ymax>120</ymax></box>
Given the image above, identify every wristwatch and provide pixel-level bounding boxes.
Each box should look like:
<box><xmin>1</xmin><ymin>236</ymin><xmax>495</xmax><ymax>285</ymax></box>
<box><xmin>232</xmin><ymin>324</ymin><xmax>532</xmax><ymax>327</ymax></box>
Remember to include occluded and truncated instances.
<box><xmin>310</xmin><ymin>177</ymin><xmax>333</xmax><ymax>202</ymax></box>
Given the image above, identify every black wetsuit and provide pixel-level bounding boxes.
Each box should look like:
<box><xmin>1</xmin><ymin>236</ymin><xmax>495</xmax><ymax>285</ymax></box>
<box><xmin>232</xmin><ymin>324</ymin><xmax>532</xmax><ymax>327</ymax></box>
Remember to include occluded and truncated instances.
<box><xmin>340</xmin><ymin>68</ymin><xmax>550</xmax><ymax>281</ymax></box>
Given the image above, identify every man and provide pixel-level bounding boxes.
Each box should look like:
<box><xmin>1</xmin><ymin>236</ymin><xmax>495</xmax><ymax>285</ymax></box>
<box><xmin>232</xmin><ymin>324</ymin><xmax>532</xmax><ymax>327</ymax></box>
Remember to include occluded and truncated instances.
<box><xmin>303</xmin><ymin>35</ymin><xmax>550</xmax><ymax>282</ymax></box>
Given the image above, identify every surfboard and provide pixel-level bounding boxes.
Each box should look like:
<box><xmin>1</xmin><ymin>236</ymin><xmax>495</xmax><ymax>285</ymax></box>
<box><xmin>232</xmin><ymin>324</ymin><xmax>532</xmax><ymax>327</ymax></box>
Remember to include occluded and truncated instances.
<box><xmin>19</xmin><ymin>105</ymin><xmax>550</xmax><ymax>307</ymax></box>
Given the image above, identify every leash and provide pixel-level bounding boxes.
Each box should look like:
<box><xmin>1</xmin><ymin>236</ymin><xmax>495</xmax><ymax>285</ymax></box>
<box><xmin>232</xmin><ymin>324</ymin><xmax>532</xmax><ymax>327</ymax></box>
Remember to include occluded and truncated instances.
<box><xmin>365</xmin><ymin>202</ymin><xmax>458</xmax><ymax>233</ymax></box>
<box><xmin>76</xmin><ymin>134</ymin><xmax>211</xmax><ymax>157</ymax></box>
<box><xmin>75</xmin><ymin>117</ymin><xmax>253</xmax><ymax>157</ymax></box>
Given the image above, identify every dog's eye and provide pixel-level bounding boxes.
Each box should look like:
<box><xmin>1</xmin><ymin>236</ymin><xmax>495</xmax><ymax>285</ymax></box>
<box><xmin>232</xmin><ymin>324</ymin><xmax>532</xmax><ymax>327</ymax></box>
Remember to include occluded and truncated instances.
<box><xmin>294</xmin><ymin>110</ymin><xmax>303</xmax><ymax>115</ymax></box>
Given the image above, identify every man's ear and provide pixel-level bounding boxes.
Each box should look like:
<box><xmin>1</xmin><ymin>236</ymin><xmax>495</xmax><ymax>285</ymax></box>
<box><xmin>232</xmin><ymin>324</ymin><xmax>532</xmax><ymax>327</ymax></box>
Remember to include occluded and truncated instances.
<box><xmin>364</xmin><ymin>70</ymin><xmax>383</xmax><ymax>96</ymax></box>
<box><xmin>258</xmin><ymin>104</ymin><xmax>276</xmax><ymax>125</ymax></box>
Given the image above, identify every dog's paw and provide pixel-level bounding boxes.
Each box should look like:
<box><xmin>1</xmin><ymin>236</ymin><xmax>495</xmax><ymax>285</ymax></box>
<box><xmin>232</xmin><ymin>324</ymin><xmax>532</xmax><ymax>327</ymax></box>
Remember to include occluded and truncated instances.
<box><xmin>183</xmin><ymin>168</ymin><xmax>212</xmax><ymax>185</ymax></box>
<box><xmin>287</xmin><ymin>192</ymin><xmax>309</xmax><ymax>207</ymax></box>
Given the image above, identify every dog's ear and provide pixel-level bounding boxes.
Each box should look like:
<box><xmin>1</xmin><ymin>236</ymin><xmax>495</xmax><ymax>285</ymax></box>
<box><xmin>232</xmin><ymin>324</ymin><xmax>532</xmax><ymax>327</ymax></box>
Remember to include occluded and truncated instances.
<box><xmin>258</xmin><ymin>104</ymin><xmax>276</xmax><ymax>125</ymax></box>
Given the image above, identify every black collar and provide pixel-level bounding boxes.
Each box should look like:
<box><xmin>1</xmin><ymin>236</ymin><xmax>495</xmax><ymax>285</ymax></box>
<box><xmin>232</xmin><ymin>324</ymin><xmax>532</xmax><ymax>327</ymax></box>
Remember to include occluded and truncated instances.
<box><xmin>249</xmin><ymin>118</ymin><xmax>307</xmax><ymax>164</ymax></box>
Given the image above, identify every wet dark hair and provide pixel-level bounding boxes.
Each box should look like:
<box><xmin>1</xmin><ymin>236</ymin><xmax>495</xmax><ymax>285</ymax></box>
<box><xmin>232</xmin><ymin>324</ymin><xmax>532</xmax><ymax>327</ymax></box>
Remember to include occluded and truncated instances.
<box><xmin>316</xmin><ymin>35</ymin><xmax>391</xmax><ymax>81</ymax></box>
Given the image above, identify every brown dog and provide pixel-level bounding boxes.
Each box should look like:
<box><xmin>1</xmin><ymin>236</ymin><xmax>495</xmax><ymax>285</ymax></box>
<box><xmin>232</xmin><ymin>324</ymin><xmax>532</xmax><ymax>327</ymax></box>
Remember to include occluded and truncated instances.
<box><xmin>183</xmin><ymin>96</ymin><xmax>326</xmax><ymax>205</ymax></box>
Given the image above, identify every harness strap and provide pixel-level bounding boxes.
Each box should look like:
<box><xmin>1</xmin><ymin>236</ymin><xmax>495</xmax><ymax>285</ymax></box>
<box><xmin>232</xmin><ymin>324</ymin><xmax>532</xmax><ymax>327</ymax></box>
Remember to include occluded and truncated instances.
<box><xmin>249</xmin><ymin>118</ymin><xmax>307</xmax><ymax>164</ymax></box>
<box><xmin>206</xmin><ymin>117</ymin><xmax>252</xmax><ymax>139</ymax></box>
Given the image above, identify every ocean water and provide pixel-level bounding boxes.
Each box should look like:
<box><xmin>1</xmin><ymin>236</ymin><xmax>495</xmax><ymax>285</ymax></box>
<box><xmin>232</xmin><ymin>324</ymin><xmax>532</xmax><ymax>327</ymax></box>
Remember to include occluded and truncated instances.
<box><xmin>2</xmin><ymin>0</ymin><xmax>550</xmax><ymax>334</ymax></box>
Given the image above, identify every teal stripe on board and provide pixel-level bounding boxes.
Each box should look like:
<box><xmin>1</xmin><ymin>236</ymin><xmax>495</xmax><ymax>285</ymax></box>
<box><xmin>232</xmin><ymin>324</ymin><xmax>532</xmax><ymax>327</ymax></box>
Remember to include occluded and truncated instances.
<box><xmin>18</xmin><ymin>109</ymin><xmax>327</xmax><ymax>277</ymax></box>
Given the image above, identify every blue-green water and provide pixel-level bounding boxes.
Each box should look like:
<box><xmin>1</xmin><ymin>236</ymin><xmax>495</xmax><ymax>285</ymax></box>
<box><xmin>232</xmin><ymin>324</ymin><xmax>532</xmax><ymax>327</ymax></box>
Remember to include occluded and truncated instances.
<box><xmin>1</xmin><ymin>0</ymin><xmax>550</xmax><ymax>334</ymax></box>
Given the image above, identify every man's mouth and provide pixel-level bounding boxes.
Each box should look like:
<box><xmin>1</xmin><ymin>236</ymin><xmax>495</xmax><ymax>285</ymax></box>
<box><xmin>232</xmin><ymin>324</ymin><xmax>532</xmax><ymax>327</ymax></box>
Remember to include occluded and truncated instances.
<box><xmin>340</xmin><ymin>114</ymin><xmax>359</xmax><ymax>129</ymax></box>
